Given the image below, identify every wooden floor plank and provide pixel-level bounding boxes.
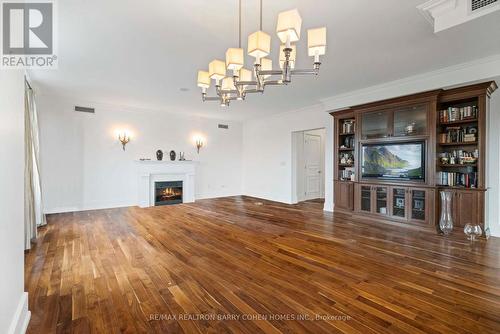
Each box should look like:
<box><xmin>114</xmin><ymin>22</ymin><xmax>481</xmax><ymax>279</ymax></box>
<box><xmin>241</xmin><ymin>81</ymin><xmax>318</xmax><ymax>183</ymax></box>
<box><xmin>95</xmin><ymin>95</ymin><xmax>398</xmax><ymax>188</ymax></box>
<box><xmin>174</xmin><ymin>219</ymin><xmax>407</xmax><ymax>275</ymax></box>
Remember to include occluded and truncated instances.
<box><xmin>25</xmin><ymin>196</ymin><xmax>500</xmax><ymax>333</ymax></box>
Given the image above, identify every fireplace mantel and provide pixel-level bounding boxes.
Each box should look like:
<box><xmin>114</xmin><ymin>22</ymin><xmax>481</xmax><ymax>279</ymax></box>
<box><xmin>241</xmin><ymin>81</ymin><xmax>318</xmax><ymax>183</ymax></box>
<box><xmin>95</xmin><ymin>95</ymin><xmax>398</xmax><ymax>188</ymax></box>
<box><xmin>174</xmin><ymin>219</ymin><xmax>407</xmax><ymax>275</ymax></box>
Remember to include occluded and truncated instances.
<box><xmin>136</xmin><ymin>160</ymin><xmax>196</xmax><ymax>207</ymax></box>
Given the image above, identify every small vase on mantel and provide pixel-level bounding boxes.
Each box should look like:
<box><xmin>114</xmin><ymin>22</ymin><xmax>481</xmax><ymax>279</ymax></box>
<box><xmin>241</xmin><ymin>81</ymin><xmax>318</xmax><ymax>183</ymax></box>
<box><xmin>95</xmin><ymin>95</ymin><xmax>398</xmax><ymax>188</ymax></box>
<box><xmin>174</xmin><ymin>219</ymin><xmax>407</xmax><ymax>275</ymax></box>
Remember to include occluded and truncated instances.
<box><xmin>169</xmin><ymin>150</ymin><xmax>176</xmax><ymax>161</ymax></box>
<box><xmin>156</xmin><ymin>150</ymin><xmax>163</xmax><ymax>161</ymax></box>
<box><xmin>439</xmin><ymin>191</ymin><xmax>454</xmax><ymax>235</ymax></box>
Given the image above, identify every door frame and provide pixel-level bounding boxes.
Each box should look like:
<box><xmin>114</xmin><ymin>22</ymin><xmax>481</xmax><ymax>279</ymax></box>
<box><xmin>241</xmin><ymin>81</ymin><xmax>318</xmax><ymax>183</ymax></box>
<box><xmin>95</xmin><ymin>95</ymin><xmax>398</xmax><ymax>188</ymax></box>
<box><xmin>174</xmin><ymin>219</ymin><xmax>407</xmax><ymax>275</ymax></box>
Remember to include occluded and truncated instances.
<box><xmin>291</xmin><ymin>128</ymin><xmax>326</xmax><ymax>204</ymax></box>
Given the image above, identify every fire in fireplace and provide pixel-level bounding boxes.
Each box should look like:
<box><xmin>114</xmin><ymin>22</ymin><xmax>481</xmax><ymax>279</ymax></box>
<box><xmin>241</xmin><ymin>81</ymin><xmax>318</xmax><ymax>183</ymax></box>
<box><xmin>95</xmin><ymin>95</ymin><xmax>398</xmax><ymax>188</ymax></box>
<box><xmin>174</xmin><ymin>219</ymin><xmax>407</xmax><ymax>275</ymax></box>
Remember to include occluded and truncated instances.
<box><xmin>155</xmin><ymin>181</ymin><xmax>183</xmax><ymax>206</ymax></box>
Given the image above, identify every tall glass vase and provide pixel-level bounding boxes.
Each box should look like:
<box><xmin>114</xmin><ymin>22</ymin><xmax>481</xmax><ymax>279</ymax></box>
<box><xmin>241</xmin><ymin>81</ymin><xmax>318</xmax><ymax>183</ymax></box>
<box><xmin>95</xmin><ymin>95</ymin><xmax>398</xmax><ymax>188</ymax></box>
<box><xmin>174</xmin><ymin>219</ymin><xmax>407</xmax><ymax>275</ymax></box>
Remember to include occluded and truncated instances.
<box><xmin>439</xmin><ymin>191</ymin><xmax>454</xmax><ymax>235</ymax></box>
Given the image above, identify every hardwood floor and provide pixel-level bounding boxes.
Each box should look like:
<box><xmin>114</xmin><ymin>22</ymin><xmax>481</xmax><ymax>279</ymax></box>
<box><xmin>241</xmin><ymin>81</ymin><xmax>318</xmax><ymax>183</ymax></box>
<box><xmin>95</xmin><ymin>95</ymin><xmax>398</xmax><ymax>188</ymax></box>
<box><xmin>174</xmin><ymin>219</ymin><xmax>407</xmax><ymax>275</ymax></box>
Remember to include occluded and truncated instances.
<box><xmin>25</xmin><ymin>196</ymin><xmax>500</xmax><ymax>334</ymax></box>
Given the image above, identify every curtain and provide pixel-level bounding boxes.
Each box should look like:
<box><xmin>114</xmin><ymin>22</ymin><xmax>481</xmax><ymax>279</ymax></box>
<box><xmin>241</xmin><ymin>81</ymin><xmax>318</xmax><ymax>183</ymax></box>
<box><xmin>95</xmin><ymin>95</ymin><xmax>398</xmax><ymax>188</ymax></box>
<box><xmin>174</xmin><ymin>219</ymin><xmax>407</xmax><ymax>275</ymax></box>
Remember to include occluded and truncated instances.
<box><xmin>24</xmin><ymin>79</ymin><xmax>46</xmax><ymax>250</ymax></box>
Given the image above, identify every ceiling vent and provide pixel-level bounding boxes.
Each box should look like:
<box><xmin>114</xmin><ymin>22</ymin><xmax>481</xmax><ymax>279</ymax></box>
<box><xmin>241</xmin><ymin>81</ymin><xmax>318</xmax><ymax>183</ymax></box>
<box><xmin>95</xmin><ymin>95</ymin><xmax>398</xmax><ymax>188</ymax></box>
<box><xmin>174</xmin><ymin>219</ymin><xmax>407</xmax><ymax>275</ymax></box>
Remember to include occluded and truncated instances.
<box><xmin>218</xmin><ymin>124</ymin><xmax>229</xmax><ymax>129</ymax></box>
<box><xmin>74</xmin><ymin>106</ymin><xmax>95</xmax><ymax>113</ymax></box>
<box><xmin>472</xmin><ymin>0</ymin><xmax>498</xmax><ymax>11</ymax></box>
<box><xmin>418</xmin><ymin>0</ymin><xmax>500</xmax><ymax>32</ymax></box>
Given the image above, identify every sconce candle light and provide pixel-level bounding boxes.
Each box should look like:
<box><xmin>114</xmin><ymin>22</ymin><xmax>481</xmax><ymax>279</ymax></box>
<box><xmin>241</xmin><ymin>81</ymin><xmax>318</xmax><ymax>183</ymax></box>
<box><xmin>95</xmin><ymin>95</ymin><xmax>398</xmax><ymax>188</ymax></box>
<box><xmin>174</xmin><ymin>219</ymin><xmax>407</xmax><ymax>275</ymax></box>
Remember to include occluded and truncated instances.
<box><xmin>118</xmin><ymin>132</ymin><xmax>130</xmax><ymax>151</ymax></box>
<box><xmin>196</xmin><ymin>138</ymin><xmax>204</xmax><ymax>154</ymax></box>
<box><xmin>194</xmin><ymin>136</ymin><xmax>204</xmax><ymax>154</ymax></box>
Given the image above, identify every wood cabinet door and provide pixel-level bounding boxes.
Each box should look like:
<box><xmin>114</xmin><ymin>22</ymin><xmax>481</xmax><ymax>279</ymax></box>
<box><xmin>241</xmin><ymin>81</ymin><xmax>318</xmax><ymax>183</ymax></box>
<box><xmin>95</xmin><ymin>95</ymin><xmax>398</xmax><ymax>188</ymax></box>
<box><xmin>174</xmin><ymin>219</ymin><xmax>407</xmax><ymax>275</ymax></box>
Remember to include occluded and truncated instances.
<box><xmin>355</xmin><ymin>184</ymin><xmax>373</xmax><ymax>213</ymax></box>
<box><xmin>455</xmin><ymin>191</ymin><xmax>478</xmax><ymax>227</ymax></box>
<box><xmin>335</xmin><ymin>181</ymin><xmax>354</xmax><ymax>211</ymax></box>
<box><xmin>408</xmin><ymin>188</ymin><xmax>430</xmax><ymax>224</ymax></box>
<box><xmin>373</xmin><ymin>186</ymin><xmax>389</xmax><ymax>216</ymax></box>
<box><xmin>389</xmin><ymin>187</ymin><xmax>408</xmax><ymax>220</ymax></box>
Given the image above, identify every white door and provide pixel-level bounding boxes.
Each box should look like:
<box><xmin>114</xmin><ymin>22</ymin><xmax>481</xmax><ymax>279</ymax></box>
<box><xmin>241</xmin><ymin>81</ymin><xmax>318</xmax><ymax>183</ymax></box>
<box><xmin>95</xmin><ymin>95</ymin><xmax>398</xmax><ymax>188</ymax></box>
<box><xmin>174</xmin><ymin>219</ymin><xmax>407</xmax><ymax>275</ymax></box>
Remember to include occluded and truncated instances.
<box><xmin>304</xmin><ymin>133</ymin><xmax>322</xmax><ymax>200</ymax></box>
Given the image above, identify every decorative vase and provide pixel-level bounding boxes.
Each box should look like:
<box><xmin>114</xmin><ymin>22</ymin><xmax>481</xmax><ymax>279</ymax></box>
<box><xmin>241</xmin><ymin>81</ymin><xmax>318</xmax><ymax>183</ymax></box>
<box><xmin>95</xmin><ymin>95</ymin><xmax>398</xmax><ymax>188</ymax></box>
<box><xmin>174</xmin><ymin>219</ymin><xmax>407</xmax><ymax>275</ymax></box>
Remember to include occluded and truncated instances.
<box><xmin>439</xmin><ymin>191</ymin><xmax>454</xmax><ymax>235</ymax></box>
<box><xmin>464</xmin><ymin>223</ymin><xmax>482</xmax><ymax>242</ymax></box>
<box><xmin>169</xmin><ymin>150</ymin><xmax>176</xmax><ymax>161</ymax></box>
<box><xmin>156</xmin><ymin>150</ymin><xmax>163</xmax><ymax>161</ymax></box>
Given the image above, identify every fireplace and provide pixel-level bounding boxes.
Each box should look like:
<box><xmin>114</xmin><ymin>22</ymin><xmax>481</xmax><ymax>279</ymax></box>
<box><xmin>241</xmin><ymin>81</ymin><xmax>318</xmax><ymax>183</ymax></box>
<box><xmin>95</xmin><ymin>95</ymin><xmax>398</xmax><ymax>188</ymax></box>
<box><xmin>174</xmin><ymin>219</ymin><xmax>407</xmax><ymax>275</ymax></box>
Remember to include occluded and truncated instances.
<box><xmin>155</xmin><ymin>181</ymin><xmax>183</xmax><ymax>206</ymax></box>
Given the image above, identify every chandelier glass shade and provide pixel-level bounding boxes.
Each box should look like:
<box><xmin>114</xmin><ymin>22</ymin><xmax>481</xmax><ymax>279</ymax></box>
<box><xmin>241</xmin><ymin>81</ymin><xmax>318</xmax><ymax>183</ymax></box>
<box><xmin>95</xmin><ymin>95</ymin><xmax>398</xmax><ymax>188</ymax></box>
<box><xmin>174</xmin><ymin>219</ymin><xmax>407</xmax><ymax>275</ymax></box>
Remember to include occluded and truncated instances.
<box><xmin>247</xmin><ymin>31</ymin><xmax>271</xmax><ymax>59</ymax></box>
<box><xmin>197</xmin><ymin>0</ymin><xmax>327</xmax><ymax>107</ymax></box>
<box><xmin>226</xmin><ymin>48</ymin><xmax>244</xmax><ymax>71</ymax></box>
<box><xmin>276</xmin><ymin>9</ymin><xmax>302</xmax><ymax>44</ymax></box>
<box><xmin>208</xmin><ymin>59</ymin><xmax>226</xmax><ymax>82</ymax></box>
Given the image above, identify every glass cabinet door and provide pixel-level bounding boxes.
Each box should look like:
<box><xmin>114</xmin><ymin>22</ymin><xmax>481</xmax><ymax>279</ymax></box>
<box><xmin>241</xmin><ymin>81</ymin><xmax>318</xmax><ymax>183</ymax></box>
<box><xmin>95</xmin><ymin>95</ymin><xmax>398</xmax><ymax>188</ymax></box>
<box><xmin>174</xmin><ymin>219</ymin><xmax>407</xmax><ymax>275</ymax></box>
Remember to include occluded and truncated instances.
<box><xmin>375</xmin><ymin>187</ymin><xmax>388</xmax><ymax>215</ymax></box>
<box><xmin>393</xmin><ymin>104</ymin><xmax>427</xmax><ymax>137</ymax></box>
<box><xmin>361</xmin><ymin>111</ymin><xmax>390</xmax><ymax>139</ymax></box>
<box><xmin>411</xmin><ymin>190</ymin><xmax>426</xmax><ymax>221</ymax></box>
<box><xmin>360</xmin><ymin>186</ymin><xmax>371</xmax><ymax>212</ymax></box>
<box><xmin>392</xmin><ymin>188</ymin><xmax>407</xmax><ymax>219</ymax></box>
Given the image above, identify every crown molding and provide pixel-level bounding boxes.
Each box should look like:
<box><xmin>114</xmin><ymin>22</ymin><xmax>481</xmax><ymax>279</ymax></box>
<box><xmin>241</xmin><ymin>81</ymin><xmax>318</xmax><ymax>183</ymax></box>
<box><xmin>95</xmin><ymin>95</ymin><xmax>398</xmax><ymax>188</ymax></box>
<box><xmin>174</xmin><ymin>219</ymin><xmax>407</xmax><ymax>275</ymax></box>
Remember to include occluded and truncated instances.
<box><xmin>417</xmin><ymin>0</ymin><xmax>458</xmax><ymax>25</ymax></box>
<box><xmin>320</xmin><ymin>53</ymin><xmax>500</xmax><ymax>112</ymax></box>
<box><xmin>417</xmin><ymin>0</ymin><xmax>500</xmax><ymax>32</ymax></box>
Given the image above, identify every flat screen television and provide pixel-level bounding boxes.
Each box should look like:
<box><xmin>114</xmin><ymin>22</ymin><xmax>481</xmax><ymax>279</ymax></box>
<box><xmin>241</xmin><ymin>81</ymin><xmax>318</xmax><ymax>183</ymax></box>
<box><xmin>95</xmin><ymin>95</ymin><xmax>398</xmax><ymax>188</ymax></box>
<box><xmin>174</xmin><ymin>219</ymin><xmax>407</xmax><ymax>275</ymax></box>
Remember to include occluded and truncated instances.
<box><xmin>361</xmin><ymin>142</ymin><xmax>425</xmax><ymax>180</ymax></box>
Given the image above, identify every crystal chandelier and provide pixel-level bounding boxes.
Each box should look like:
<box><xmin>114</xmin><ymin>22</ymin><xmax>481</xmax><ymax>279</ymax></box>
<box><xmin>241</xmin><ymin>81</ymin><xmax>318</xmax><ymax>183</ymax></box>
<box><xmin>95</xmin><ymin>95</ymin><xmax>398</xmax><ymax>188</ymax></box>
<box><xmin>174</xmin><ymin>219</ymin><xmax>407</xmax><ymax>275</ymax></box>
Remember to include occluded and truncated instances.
<box><xmin>197</xmin><ymin>0</ymin><xmax>327</xmax><ymax>107</ymax></box>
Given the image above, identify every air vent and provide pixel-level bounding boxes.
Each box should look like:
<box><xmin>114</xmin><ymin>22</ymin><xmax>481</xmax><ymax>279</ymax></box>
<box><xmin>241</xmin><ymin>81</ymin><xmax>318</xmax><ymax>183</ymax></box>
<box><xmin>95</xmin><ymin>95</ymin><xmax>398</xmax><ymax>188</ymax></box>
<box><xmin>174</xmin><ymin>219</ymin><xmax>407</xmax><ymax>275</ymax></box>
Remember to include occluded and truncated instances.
<box><xmin>74</xmin><ymin>106</ymin><xmax>95</xmax><ymax>113</ymax></box>
<box><xmin>472</xmin><ymin>0</ymin><xmax>498</xmax><ymax>11</ymax></box>
<box><xmin>218</xmin><ymin>124</ymin><xmax>229</xmax><ymax>129</ymax></box>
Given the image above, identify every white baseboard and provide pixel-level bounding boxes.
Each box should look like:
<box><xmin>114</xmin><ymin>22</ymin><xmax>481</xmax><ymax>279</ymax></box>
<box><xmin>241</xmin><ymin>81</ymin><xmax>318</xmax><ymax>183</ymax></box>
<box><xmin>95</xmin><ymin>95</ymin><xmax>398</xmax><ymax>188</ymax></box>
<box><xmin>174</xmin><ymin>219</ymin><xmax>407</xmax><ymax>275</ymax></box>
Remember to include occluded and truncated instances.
<box><xmin>8</xmin><ymin>292</ymin><xmax>30</xmax><ymax>334</ymax></box>
<box><xmin>195</xmin><ymin>192</ymin><xmax>242</xmax><ymax>200</ymax></box>
<box><xmin>44</xmin><ymin>201</ymin><xmax>136</xmax><ymax>214</ymax></box>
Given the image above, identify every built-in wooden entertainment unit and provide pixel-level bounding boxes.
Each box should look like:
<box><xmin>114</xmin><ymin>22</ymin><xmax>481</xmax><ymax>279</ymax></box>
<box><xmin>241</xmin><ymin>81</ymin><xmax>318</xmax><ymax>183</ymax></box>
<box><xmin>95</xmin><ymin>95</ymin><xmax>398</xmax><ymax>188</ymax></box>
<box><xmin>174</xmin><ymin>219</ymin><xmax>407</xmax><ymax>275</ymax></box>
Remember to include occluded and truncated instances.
<box><xmin>331</xmin><ymin>81</ymin><xmax>497</xmax><ymax>236</ymax></box>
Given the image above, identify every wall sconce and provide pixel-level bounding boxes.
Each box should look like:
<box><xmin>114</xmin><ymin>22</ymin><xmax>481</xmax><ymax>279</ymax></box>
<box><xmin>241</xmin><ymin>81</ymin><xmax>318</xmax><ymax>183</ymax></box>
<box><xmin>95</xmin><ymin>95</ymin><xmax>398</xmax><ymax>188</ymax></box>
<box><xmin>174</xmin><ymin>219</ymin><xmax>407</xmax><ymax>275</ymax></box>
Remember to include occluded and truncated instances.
<box><xmin>118</xmin><ymin>132</ymin><xmax>130</xmax><ymax>151</ymax></box>
<box><xmin>195</xmin><ymin>136</ymin><xmax>204</xmax><ymax>154</ymax></box>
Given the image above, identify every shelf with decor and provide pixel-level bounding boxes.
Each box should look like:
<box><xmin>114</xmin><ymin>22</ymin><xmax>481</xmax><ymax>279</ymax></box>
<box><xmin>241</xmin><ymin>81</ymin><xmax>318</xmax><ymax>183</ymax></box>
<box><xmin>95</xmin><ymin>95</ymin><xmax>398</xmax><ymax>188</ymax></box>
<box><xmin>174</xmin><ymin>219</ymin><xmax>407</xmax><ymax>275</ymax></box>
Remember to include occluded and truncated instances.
<box><xmin>330</xmin><ymin>81</ymin><xmax>497</xmax><ymax>237</ymax></box>
<box><xmin>436</xmin><ymin>97</ymin><xmax>481</xmax><ymax>190</ymax></box>
<box><xmin>336</xmin><ymin>117</ymin><xmax>356</xmax><ymax>182</ymax></box>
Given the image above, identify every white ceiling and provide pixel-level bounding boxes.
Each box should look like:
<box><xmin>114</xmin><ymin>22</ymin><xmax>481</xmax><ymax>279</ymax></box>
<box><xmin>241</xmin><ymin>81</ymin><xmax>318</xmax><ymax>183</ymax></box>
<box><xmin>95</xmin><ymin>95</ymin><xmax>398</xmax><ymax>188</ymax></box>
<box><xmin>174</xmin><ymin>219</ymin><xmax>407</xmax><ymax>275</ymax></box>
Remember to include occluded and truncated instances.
<box><xmin>28</xmin><ymin>0</ymin><xmax>500</xmax><ymax>121</ymax></box>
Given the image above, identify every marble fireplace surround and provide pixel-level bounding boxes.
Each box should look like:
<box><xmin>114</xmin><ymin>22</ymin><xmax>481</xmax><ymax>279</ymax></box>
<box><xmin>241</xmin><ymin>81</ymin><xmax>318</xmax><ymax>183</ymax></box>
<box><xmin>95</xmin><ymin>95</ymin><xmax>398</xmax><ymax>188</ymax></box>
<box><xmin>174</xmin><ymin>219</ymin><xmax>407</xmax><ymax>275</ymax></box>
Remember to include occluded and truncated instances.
<box><xmin>137</xmin><ymin>161</ymin><xmax>196</xmax><ymax>208</ymax></box>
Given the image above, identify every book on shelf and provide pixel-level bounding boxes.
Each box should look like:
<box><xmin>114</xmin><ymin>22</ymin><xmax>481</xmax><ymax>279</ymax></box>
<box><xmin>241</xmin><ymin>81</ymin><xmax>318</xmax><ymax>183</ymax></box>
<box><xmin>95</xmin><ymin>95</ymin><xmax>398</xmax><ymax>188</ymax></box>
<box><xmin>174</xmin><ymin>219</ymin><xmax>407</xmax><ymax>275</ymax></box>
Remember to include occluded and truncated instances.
<box><xmin>438</xmin><ymin>126</ymin><xmax>476</xmax><ymax>144</ymax></box>
<box><xmin>439</xmin><ymin>106</ymin><xmax>477</xmax><ymax>123</ymax></box>
<box><xmin>437</xmin><ymin>171</ymin><xmax>477</xmax><ymax>188</ymax></box>
<box><xmin>340</xmin><ymin>167</ymin><xmax>355</xmax><ymax>181</ymax></box>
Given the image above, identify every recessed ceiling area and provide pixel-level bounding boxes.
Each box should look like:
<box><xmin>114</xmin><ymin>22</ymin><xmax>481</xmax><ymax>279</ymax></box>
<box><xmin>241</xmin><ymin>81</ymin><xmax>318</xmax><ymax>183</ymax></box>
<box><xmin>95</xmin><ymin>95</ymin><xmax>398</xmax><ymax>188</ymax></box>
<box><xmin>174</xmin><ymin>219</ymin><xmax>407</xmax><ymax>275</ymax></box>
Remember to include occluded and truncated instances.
<box><xmin>27</xmin><ymin>0</ymin><xmax>500</xmax><ymax>121</ymax></box>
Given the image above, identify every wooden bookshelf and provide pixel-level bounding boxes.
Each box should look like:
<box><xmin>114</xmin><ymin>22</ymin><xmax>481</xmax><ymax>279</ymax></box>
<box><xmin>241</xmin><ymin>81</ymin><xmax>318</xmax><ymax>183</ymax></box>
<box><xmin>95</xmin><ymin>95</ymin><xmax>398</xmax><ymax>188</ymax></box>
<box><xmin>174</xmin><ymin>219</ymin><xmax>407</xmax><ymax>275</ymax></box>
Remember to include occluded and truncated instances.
<box><xmin>331</xmin><ymin>81</ymin><xmax>497</xmax><ymax>237</ymax></box>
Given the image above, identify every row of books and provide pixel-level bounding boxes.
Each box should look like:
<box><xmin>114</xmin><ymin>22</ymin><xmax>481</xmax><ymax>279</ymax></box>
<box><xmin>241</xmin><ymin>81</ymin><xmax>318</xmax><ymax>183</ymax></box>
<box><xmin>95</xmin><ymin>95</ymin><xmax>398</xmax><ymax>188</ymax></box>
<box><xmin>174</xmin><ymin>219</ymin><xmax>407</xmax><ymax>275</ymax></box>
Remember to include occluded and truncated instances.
<box><xmin>339</xmin><ymin>167</ymin><xmax>355</xmax><ymax>181</ymax></box>
<box><xmin>439</xmin><ymin>106</ymin><xmax>478</xmax><ymax>123</ymax></box>
<box><xmin>438</xmin><ymin>127</ymin><xmax>476</xmax><ymax>143</ymax></box>
<box><xmin>437</xmin><ymin>171</ymin><xmax>478</xmax><ymax>188</ymax></box>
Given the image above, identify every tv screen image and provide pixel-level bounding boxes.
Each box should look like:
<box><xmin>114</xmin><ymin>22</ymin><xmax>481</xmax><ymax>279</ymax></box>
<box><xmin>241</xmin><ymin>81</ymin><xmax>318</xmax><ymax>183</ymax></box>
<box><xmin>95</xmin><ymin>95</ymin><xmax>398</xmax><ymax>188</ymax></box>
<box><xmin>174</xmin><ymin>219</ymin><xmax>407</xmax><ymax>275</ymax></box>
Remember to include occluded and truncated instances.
<box><xmin>361</xmin><ymin>142</ymin><xmax>425</xmax><ymax>180</ymax></box>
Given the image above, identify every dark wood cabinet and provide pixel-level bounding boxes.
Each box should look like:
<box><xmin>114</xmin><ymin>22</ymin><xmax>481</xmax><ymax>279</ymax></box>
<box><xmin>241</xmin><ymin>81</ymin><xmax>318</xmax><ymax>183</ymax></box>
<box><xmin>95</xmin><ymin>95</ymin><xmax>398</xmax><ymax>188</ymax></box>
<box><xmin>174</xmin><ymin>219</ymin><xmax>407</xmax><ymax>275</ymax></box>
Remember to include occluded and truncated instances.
<box><xmin>334</xmin><ymin>181</ymin><xmax>354</xmax><ymax>211</ymax></box>
<box><xmin>354</xmin><ymin>184</ymin><xmax>390</xmax><ymax>216</ymax></box>
<box><xmin>357</xmin><ymin>185</ymin><xmax>434</xmax><ymax>225</ymax></box>
<box><xmin>332</xmin><ymin>81</ymin><xmax>496</xmax><ymax>236</ymax></box>
<box><xmin>439</xmin><ymin>189</ymin><xmax>484</xmax><ymax>230</ymax></box>
<box><xmin>408</xmin><ymin>188</ymin><xmax>434</xmax><ymax>225</ymax></box>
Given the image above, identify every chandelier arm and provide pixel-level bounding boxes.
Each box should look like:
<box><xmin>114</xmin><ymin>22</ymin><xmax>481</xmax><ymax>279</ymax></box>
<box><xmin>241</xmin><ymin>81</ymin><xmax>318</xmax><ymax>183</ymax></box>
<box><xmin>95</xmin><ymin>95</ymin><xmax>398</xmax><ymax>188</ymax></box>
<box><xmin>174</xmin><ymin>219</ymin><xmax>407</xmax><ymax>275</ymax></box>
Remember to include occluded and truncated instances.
<box><xmin>243</xmin><ymin>88</ymin><xmax>263</xmax><ymax>94</ymax></box>
<box><xmin>290</xmin><ymin>69</ymin><xmax>318</xmax><ymax>75</ymax></box>
<box><xmin>235</xmin><ymin>80</ymin><xmax>258</xmax><ymax>86</ymax></box>
<box><xmin>258</xmin><ymin>70</ymin><xmax>283</xmax><ymax>76</ymax></box>
<box><xmin>220</xmin><ymin>89</ymin><xmax>239</xmax><ymax>94</ymax></box>
<box><xmin>202</xmin><ymin>94</ymin><xmax>221</xmax><ymax>102</ymax></box>
<box><xmin>263</xmin><ymin>80</ymin><xmax>284</xmax><ymax>86</ymax></box>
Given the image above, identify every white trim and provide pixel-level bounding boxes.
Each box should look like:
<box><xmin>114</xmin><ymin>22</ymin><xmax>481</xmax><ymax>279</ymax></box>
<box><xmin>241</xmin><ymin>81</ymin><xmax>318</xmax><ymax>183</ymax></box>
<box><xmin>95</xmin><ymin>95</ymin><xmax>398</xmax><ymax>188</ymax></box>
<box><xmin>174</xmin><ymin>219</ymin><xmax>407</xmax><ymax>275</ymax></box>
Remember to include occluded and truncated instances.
<box><xmin>417</xmin><ymin>0</ymin><xmax>500</xmax><ymax>32</ymax></box>
<box><xmin>44</xmin><ymin>201</ymin><xmax>136</xmax><ymax>214</ymax></box>
<box><xmin>321</xmin><ymin>54</ymin><xmax>500</xmax><ymax>111</ymax></box>
<box><xmin>8</xmin><ymin>292</ymin><xmax>30</xmax><ymax>334</ymax></box>
<box><xmin>417</xmin><ymin>0</ymin><xmax>458</xmax><ymax>25</ymax></box>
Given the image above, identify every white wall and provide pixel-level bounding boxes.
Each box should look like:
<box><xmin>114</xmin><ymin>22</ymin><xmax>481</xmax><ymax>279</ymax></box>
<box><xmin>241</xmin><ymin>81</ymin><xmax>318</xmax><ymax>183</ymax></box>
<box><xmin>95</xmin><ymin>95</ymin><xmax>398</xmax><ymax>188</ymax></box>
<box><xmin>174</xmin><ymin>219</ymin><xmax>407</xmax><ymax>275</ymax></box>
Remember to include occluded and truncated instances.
<box><xmin>242</xmin><ymin>105</ymin><xmax>333</xmax><ymax>210</ymax></box>
<box><xmin>0</xmin><ymin>72</ymin><xmax>30</xmax><ymax>334</ymax></box>
<box><xmin>38</xmin><ymin>95</ymin><xmax>243</xmax><ymax>213</ymax></box>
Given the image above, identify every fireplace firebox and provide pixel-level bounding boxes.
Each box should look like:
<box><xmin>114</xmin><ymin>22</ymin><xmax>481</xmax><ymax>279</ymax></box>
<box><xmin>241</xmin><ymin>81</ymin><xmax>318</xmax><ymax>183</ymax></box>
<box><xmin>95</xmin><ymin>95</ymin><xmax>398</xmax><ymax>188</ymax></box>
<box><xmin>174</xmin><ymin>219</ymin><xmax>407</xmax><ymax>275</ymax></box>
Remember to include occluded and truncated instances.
<box><xmin>155</xmin><ymin>181</ymin><xmax>183</xmax><ymax>206</ymax></box>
